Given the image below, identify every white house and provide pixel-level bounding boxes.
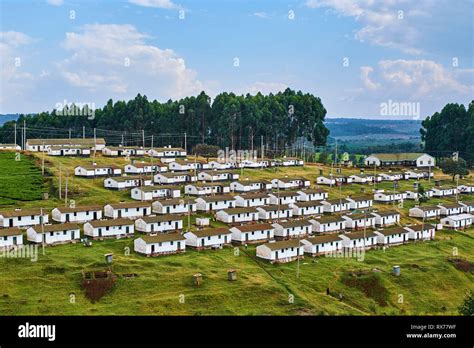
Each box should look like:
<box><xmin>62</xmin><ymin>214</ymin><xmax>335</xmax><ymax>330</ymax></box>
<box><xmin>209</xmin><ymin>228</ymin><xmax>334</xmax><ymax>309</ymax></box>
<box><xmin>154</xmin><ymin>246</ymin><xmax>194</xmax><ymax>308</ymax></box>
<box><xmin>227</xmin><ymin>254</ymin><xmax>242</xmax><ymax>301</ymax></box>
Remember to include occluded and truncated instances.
<box><xmin>184</xmin><ymin>183</ymin><xmax>230</xmax><ymax>196</ymax></box>
<box><xmin>148</xmin><ymin>147</ymin><xmax>186</xmax><ymax>158</ymax></box>
<box><xmin>134</xmin><ymin>215</ymin><xmax>183</xmax><ymax>233</ymax></box>
<box><xmin>195</xmin><ymin>195</ymin><xmax>236</xmax><ymax>211</ymax></box>
<box><xmin>208</xmin><ymin>160</ymin><xmax>235</xmax><ymax>170</ymax></box>
<box><xmin>241</xmin><ymin>159</ymin><xmax>270</xmax><ymax>168</ymax></box>
<box><xmin>290</xmin><ymin>201</ymin><xmax>324</xmax><ymax>216</ymax></box>
<box><xmin>404</xmin><ymin>224</ymin><xmax>436</xmax><ymax>241</ymax></box>
<box><xmin>301</xmin><ymin>234</ymin><xmax>343</xmax><ymax>256</ymax></box>
<box><xmin>364</xmin><ymin>153</ymin><xmax>435</xmax><ymax>168</ymax></box>
<box><xmin>216</xmin><ymin>207</ymin><xmax>259</xmax><ymax>224</ymax></box>
<box><xmin>83</xmin><ymin>219</ymin><xmax>135</xmax><ymax>238</ymax></box>
<box><xmin>371</xmin><ymin>211</ymin><xmax>400</xmax><ymax>227</ymax></box>
<box><xmin>321</xmin><ymin>199</ymin><xmax>351</xmax><ymax>213</ymax></box>
<box><xmin>269</xmin><ymin>191</ymin><xmax>300</xmax><ymax>205</ymax></box>
<box><xmin>272</xmin><ymin>220</ymin><xmax>312</xmax><ymax>239</ymax></box>
<box><xmin>124</xmin><ymin>162</ymin><xmax>167</xmax><ymax>174</ymax></box>
<box><xmin>316</xmin><ymin>176</ymin><xmax>336</xmax><ymax>186</ymax></box>
<box><xmin>431</xmin><ymin>187</ymin><xmax>458</xmax><ymax>197</ymax></box>
<box><xmin>256</xmin><ymin>239</ymin><xmax>304</xmax><ymax>263</ymax></box>
<box><xmin>26</xmin><ymin>223</ymin><xmax>80</xmax><ymax>245</ymax></box>
<box><xmin>51</xmin><ymin>205</ymin><xmax>102</xmax><ymax>223</ymax></box>
<box><xmin>441</xmin><ymin>214</ymin><xmax>473</xmax><ymax>229</ymax></box>
<box><xmin>197</xmin><ymin>171</ymin><xmax>239</xmax><ymax>182</ymax></box>
<box><xmin>134</xmin><ymin>233</ymin><xmax>186</xmax><ymax>257</ymax></box>
<box><xmin>75</xmin><ymin>165</ymin><xmax>122</xmax><ymax>177</ymax></box>
<box><xmin>297</xmin><ymin>189</ymin><xmax>328</xmax><ymax>202</ymax></box>
<box><xmin>257</xmin><ymin>205</ymin><xmax>293</xmax><ymax>220</ymax></box>
<box><xmin>437</xmin><ymin>203</ymin><xmax>465</xmax><ymax>216</ymax></box>
<box><xmin>309</xmin><ymin>216</ymin><xmax>345</xmax><ymax>233</ymax></box>
<box><xmin>131</xmin><ymin>186</ymin><xmax>181</xmax><ymax>201</ymax></box>
<box><xmin>230</xmin><ymin>223</ymin><xmax>274</xmax><ymax>244</ymax></box>
<box><xmin>271</xmin><ymin>178</ymin><xmax>310</xmax><ymax>190</ymax></box>
<box><xmin>457</xmin><ymin>185</ymin><xmax>474</xmax><ymax>194</ymax></box>
<box><xmin>168</xmin><ymin>159</ymin><xmax>202</xmax><ymax>171</ymax></box>
<box><xmin>0</xmin><ymin>144</ymin><xmax>21</xmax><ymax>151</ymax></box>
<box><xmin>154</xmin><ymin>172</ymin><xmax>195</xmax><ymax>184</ymax></box>
<box><xmin>0</xmin><ymin>208</ymin><xmax>49</xmax><ymax>228</ymax></box>
<box><xmin>184</xmin><ymin>227</ymin><xmax>232</xmax><ymax>249</ymax></box>
<box><xmin>404</xmin><ymin>170</ymin><xmax>425</xmax><ymax>180</ymax></box>
<box><xmin>0</xmin><ymin>227</ymin><xmax>23</xmax><ymax>248</ymax></box>
<box><xmin>102</xmin><ymin>146</ymin><xmax>146</xmax><ymax>157</ymax></box>
<box><xmin>374</xmin><ymin>191</ymin><xmax>407</xmax><ymax>203</ymax></box>
<box><xmin>230</xmin><ymin>180</ymin><xmax>272</xmax><ymax>192</ymax></box>
<box><xmin>152</xmin><ymin>198</ymin><xmax>197</xmax><ymax>215</ymax></box>
<box><xmin>26</xmin><ymin>138</ymin><xmax>106</xmax><ymax>152</ymax></box>
<box><xmin>234</xmin><ymin>193</ymin><xmax>270</xmax><ymax>207</ymax></box>
<box><xmin>349</xmin><ymin>174</ymin><xmax>381</xmax><ymax>183</ymax></box>
<box><xmin>104</xmin><ymin>176</ymin><xmax>153</xmax><ymax>190</ymax></box>
<box><xmin>378</xmin><ymin>172</ymin><xmax>405</xmax><ymax>181</ymax></box>
<box><xmin>408</xmin><ymin>205</ymin><xmax>441</xmax><ymax>219</ymax></box>
<box><xmin>339</xmin><ymin>230</ymin><xmax>378</xmax><ymax>249</ymax></box>
<box><xmin>47</xmin><ymin>145</ymin><xmax>90</xmax><ymax>157</ymax></box>
<box><xmin>104</xmin><ymin>202</ymin><xmax>151</xmax><ymax>219</ymax></box>
<box><xmin>375</xmin><ymin>226</ymin><xmax>410</xmax><ymax>246</ymax></box>
<box><xmin>273</xmin><ymin>157</ymin><xmax>304</xmax><ymax>166</ymax></box>
<box><xmin>460</xmin><ymin>201</ymin><xmax>474</xmax><ymax>213</ymax></box>
<box><xmin>342</xmin><ymin>213</ymin><xmax>376</xmax><ymax>230</ymax></box>
<box><xmin>404</xmin><ymin>191</ymin><xmax>419</xmax><ymax>200</ymax></box>
<box><xmin>346</xmin><ymin>195</ymin><xmax>373</xmax><ymax>210</ymax></box>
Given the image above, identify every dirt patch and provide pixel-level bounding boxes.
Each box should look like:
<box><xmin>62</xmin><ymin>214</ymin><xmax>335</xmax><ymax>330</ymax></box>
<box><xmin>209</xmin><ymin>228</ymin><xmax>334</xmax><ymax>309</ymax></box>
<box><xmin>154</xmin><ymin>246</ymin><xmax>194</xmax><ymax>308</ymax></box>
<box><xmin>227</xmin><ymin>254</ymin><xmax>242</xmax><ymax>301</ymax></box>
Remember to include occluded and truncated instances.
<box><xmin>448</xmin><ymin>258</ymin><xmax>474</xmax><ymax>273</ymax></box>
<box><xmin>81</xmin><ymin>270</ymin><xmax>117</xmax><ymax>303</ymax></box>
<box><xmin>341</xmin><ymin>273</ymin><xmax>389</xmax><ymax>306</ymax></box>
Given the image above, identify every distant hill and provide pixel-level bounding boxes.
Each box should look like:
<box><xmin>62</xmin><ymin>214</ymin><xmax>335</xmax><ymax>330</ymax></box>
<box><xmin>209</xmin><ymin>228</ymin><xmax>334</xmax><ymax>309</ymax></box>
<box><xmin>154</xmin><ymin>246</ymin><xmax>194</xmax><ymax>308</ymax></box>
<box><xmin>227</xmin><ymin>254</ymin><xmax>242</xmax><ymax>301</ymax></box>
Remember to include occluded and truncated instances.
<box><xmin>0</xmin><ymin>114</ymin><xmax>19</xmax><ymax>126</ymax></box>
<box><xmin>324</xmin><ymin>118</ymin><xmax>422</xmax><ymax>138</ymax></box>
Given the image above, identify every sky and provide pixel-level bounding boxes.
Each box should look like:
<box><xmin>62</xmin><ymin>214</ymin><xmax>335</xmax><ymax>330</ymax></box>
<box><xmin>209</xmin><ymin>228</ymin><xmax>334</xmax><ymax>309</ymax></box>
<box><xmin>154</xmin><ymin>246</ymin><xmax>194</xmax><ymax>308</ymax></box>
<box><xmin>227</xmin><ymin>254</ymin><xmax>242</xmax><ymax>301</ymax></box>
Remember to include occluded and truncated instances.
<box><xmin>0</xmin><ymin>0</ymin><xmax>473</xmax><ymax>119</ymax></box>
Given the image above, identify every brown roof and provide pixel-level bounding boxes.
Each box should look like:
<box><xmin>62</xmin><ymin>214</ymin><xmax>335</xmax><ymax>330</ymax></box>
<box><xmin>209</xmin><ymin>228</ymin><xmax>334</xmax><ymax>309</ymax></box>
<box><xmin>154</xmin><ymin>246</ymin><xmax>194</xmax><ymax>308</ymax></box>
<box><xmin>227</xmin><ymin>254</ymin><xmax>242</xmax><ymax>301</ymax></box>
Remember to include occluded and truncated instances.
<box><xmin>199</xmin><ymin>195</ymin><xmax>235</xmax><ymax>202</ymax></box>
<box><xmin>343</xmin><ymin>230</ymin><xmax>378</xmax><ymax>239</ymax></box>
<box><xmin>262</xmin><ymin>239</ymin><xmax>301</xmax><ymax>251</ymax></box>
<box><xmin>275</xmin><ymin>220</ymin><xmax>312</xmax><ymax>228</ymax></box>
<box><xmin>232</xmin><ymin>223</ymin><xmax>273</xmax><ymax>232</ymax></box>
<box><xmin>293</xmin><ymin>201</ymin><xmax>324</xmax><ymax>208</ymax></box>
<box><xmin>305</xmin><ymin>234</ymin><xmax>343</xmax><ymax>244</ymax></box>
<box><xmin>220</xmin><ymin>207</ymin><xmax>258</xmax><ymax>215</ymax></box>
<box><xmin>54</xmin><ymin>205</ymin><xmax>102</xmax><ymax>213</ymax></box>
<box><xmin>323</xmin><ymin>199</ymin><xmax>351</xmax><ymax>205</ymax></box>
<box><xmin>87</xmin><ymin>219</ymin><xmax>135</xmax><ymax>228</ymax></box>
<box><xmin>258</xmin><ymin>204</ymin><xmax>291</xmax><ymax>212</ymax></box>
<box><xmin>78</xmin><ymin>164</ymin><xmax>120</xmax><ymax>170</ymax></box>
<box><xmin>438</xmin><ymin>203</ymin><xmax>464</xmax><ymax>209</ymax></box>
<box><xmin>0</xmin><ymin>208</ymin><xmax>48</xmax><ymax>217</ymax></box>
<box><xmin>30</xmin><ymin>223</ymin><xmax>80</xmax><ymax>233</ymax></box>
<box><xmin>347</xmin><ymin>195</ymin><xmax>373</xmax><ymax>202</ymax></box>
<box><xmin>377</xmin><ymin>226</ymin><xmax>409</xmax><ymax>236</ymax></box>
<box><xmin>313</xmin><ymin>215</ymin><xmax>345</xmax><ymax>224</ymax></box>
<box><xmin>191</xmin><ymin>227</ymin><xmax>230</xmax><ymax>237</ymax></box>
<box><xmin>411</xmin><ymin>205</ymin><xmax>440</xmax><ymax>212</ymax></box>
<box><xmin>344</xmin><ymin>213</ymin><xmax>373</xmax><ymax>220</ymax></box>
<box><xmin>298</xmin><ymin>188</ymin><xmax>328</xmax><ymax>194</ymax></box>
<box><xmin>140</xmin><ymin>232</ymin><xmax>186</xmax><ymax>243</ymax></box>
<box><xmin>139</xmin><ymin>215</ymin><xmax>183</xmax><ymax>223</ymax></box>
<box><xmin>107</xmin><ymin>202</ymin><xmax>150</xmax><ymax>209</ymax></box>
<box><xmin>236</xmin><ymin>192</ymin><xmax>270</xmax><ymax>199</ymax></box>
<box><xmin>154</xmin><ymin>198</ymin><xmax>195</xmax><ymax>206</ymax></box>
<box><xmin>270</xmin><ymin>191</ymin><xmax>299</xmax><ymax>198</ymax></box>
<box><xmin>406</xmin><ymin>224</ymin><xmax>436</xmax><ymax>231</ymax></box>
<box><xmin>0</xmin><ymin>227</ymin><xmax>22</xmax><ymax>237</ymax></box>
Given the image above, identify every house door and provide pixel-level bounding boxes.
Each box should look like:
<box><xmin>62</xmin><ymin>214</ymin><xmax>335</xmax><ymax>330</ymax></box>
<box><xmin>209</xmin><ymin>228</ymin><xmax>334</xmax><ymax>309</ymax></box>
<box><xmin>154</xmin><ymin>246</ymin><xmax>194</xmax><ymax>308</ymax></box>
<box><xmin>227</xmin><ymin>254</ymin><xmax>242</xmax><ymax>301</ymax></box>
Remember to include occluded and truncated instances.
<box><xmin>12</xmin><ymin>236</ymin><xmax>17</xmax><ymax>245</ymax></box>
<box><xmin>151</xmin><ymin>244</ymin><xmax>155</xmax><ymax>253</ymax></box>
<box><xmin>175</xmin><ymin>222</ymin><xmax>179</xmax><ymax>230</ymax></box>
<box><xmin>65</xmin><ymin>214</ymin><xmax>69</xmax><ymax>222</ymax></box>
<box><xmin>275</xmin><ymin>251</ymin><xmax>279</xmax><ymax>259</ymax></box>
<box><xmin>315</xmin><ymin>245</ymin><xmax>319</xmax><ymax>253</ymax></box>
<box><xmin>9</xmin><ymin>219</ymin><xmax>13</xmax><ymax>227</ymax></box>
<box><xmin>267</xmin><ymin>230</ymin><xmax>270</xmax><ymax>238</ymax></box>
<box><xmin>126</xmin><ymin>226</ymin><xmax>130</xmax><ymax>234</ymax></box>
<box><xmin>118</xmin><ymin>210</ymin><xmax>121</xmax><ymax>218</ymax></box>
<box><xmin>93</xmin><ymin>212</ymin><xmax>97</xmax><ymax>220</ymax></box>
<box><xmin>151</xmin><ymin>224</ymin><xmax>154</xmax><ymax>232</ymax></box>
<box><xmin>245</xmin><ymin>233</ymin><xmax>249</xmax><ymax>242</ymax></box>
<box><xmin>177</xmin><ymin>241</ymin><xmax>181</xmax><ymax>250</ymax></box>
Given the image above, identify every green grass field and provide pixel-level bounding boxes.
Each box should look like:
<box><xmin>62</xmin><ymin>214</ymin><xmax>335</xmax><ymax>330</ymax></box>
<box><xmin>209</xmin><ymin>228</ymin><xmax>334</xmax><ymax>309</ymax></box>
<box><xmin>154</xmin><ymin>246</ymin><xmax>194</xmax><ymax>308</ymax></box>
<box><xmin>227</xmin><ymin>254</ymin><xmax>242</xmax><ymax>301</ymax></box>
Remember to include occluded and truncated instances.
<box><xmin>0</xmin><ymin>152</ymin><xmax>472</xmax><ymax>315</ymax></box>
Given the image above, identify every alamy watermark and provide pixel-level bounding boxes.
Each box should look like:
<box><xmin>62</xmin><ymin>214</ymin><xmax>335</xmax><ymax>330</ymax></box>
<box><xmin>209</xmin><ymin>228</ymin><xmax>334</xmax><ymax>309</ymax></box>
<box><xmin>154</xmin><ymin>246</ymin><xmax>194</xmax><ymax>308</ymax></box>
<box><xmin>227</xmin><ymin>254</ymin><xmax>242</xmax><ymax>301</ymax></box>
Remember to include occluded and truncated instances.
<box><xmin>55</xmin><ymin>99</ymin><xmax>95</xmax><ymax>120</ymax></box>
<box><xmin>217</xmin><ymin>147</ymin><xmax>258</xmax><ymax>163</ymax></box>
<box><xmin>380</xmin><ymin>99</ymin><xmax>420</xmax><ymax>120</ymax></box>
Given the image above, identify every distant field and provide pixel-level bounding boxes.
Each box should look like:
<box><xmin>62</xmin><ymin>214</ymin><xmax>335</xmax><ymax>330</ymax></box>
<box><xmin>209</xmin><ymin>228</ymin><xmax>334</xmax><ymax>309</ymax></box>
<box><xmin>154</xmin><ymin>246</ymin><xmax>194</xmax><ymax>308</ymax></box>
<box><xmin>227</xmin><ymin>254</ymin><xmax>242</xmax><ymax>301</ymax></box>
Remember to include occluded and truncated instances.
<box><xmin>0</xmin><ymin>152</ymin><xmax>472</xmax><ymax>315</ymax></box>
<box><xmin>0</xmin><ymin>152</ymin><xmax>45</xmax><ymax>206</ymax></box>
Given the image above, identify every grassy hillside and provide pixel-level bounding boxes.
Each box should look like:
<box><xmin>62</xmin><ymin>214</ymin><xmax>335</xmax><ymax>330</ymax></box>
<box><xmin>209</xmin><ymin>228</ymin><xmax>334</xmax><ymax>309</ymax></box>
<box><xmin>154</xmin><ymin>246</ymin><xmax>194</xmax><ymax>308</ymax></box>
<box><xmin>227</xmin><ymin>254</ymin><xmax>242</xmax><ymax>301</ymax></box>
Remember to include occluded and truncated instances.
<box><xmin>0</xmin><ymin>152</ymin><xmax>472</xmax><ymax>315</ymax></box>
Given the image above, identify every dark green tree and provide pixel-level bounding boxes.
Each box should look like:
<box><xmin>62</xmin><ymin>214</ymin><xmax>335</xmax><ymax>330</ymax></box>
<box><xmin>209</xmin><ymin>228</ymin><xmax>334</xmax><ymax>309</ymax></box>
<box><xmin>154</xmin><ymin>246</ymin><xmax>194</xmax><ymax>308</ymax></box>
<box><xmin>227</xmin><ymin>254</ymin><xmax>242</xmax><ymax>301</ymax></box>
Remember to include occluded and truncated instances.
<box><xmin>439</xmin><ymin>157</ymin><xmax>469</xmax><ymax>181</ymax></box>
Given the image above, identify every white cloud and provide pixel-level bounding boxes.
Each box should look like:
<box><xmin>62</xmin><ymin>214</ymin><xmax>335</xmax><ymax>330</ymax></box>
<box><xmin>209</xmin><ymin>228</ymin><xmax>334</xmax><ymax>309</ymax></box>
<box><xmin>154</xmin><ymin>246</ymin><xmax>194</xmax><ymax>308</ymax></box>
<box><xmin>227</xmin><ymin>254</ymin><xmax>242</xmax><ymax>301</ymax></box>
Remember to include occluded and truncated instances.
<box><xmin>58</xmin><ymin>24</ymin><xmax>204</xmax><ymax>99</ymax></box>
<box><xmin>253</xmin><ymin>12</ymin><xmax>270</xmax><ymax>19</ymax></box>
<box><xmin>360</xmin><ymin>59</ymin><xmax>473</xmax><ymax>98</ymax></box>
<box><xmin>305</xmin><ymin>0</ymin><xmax>428</xmax><ymax>54</ymax></box>
<box><xmin>128</xmin><ymin>0</ymin><xmax>179</xmax><ymax>10</ymax></box>
<box><xmin>47</xmin><ymin>0</ymin><xmax>64</xmax><ymax>6</ymax></box>
<box><xmin>242</xmin><ymin>82</ymin><xmax>288</xmax><ymax>95</ymax></box>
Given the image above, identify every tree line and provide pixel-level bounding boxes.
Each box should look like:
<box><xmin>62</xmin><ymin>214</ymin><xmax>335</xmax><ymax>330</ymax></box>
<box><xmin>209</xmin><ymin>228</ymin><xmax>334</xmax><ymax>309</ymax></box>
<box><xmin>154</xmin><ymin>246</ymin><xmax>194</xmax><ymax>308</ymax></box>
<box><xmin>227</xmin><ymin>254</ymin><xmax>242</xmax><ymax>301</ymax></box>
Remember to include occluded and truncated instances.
<box><xmin>0</xmin><ymin>88</ymin><xmax>329</xmax><ymax>153</ymax></box>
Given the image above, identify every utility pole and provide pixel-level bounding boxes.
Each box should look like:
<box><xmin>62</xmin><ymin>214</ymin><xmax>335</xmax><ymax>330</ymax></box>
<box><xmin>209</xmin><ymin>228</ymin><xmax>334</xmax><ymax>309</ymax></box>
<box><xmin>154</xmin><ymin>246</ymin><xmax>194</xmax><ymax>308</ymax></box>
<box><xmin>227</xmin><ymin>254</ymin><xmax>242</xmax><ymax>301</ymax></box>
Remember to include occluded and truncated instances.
<box><xmin>41</xmin><ymin>141</ymin><xmax>45</xmax><ymax>176</ymax></box>
<box><xmin>59</xmin><ymin>164</ymin><xmax>62</xmax><ymax>199</ymax></box>
<box><xmin>93</xmin><ymin>128</ymin><xmax>96</xmax><ymax>159</ymax></box>
<box><xmin>150</xmin><ymin>135</ymin><xmax>154</xmax><ymax>181</ymax></box>
<box><xmin>64</xmin><ymin>171</ymin><xmax>69</xmax><ymax>207</ymax></box>
<box><xmin>83</xmin><ymin>126</ymin><xmax>85</xmax><ymax>139</ymax></box>
<box><xmin>142</xmin><ymin>129</ymin><xmax>145</xmax><ymax>148</ymax></box>
<box><xmin>184</xmin><ymin>132</ymin><xmax>187</xmax><ymax>152</ymax></box>
<box><xmin>14</xmin><ymin>122</ymin><xmax>17</xmax><ymax>146</ymax></box>
<box><xmin>69</xmin><ymin>128</ymin><xmax>71</xmax><ymax>139</ymax></box>
<box><xmin>261</xmin><ymin>135</ymin><xmax>264</xmax><ymax>162</ymax></box>
<box><xmin>24</xmin><ymin>120</ymin><xmax>26</xmax><ymax>149</ymax></box>
<box><xmin>121</xmin><ymin>133</ymin><xmax>124</xmax><ymax>146</ymax></box>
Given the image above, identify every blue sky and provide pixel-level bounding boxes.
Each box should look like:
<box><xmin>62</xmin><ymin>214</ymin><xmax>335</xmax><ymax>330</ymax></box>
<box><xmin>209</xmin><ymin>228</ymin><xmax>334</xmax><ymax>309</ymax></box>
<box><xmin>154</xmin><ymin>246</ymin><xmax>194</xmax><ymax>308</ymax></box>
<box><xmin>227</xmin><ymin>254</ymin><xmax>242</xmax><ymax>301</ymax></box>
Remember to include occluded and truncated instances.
<box><xmin>0</xmin><ymin>0</ymin><xmax>473</xmax><ymax>119</ymax></box>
